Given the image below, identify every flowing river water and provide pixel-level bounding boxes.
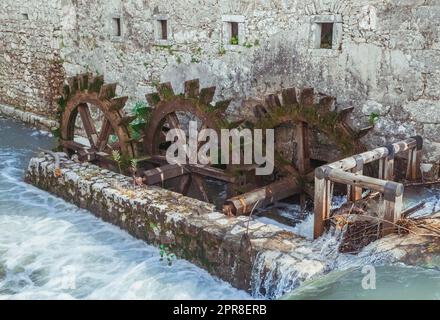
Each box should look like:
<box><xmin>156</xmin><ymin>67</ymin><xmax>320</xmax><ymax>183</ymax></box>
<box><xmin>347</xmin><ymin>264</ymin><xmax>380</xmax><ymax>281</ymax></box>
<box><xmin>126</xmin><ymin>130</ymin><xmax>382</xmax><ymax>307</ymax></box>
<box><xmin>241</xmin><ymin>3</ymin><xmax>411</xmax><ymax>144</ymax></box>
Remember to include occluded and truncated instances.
<box><xmin>0</xmin><ymin>117</ymin><xmax>251</xmax><ymax>299</ymax></box>
<box><xmin>0</xmin><ymin>116</ymin><xmax>439</xmax><ymax>300</ymax></box>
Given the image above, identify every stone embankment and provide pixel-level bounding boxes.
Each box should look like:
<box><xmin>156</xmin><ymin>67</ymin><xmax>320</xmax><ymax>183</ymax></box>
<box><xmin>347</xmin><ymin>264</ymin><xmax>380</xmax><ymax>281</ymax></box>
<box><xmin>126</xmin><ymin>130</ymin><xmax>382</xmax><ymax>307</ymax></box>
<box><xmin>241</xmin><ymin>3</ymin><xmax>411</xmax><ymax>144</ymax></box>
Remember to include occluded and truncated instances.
<box><xmin>25</xmin><ymin>153</ymin><xmax>329</xmax><ymax>296</ymax></box>
<box><xmin>0</xmin><ymin>104</ymin><xmax>58</xmax><ymax>130</ymax></box>
<box><xmin>25</xmin><ymin>154</ymin><xmax>440</xmax><ymax>297</ymax></box>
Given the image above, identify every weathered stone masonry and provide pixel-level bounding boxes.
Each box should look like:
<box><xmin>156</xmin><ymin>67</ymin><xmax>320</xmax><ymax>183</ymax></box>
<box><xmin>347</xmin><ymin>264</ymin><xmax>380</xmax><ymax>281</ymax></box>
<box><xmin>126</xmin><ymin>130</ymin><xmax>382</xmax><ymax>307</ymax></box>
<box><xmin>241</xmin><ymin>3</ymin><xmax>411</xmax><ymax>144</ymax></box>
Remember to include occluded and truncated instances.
<box><xmin>25</xmin><ymin>153</ymin><xmax>330</xmax><ymax>297</ymax></box>
<box><xmin>25</xmin><ymin>154</ymin><xmax>440</xmax><ymax>297</ymax></box>
<box><xmin>2</xmin><ymin>0</ymin><xmax>440</xmax><ymax>176</ymax></box>
<box><xmin>0</xmin><ymin>0</ymin><xmax>64</xmax><ymax>116</ymax></box>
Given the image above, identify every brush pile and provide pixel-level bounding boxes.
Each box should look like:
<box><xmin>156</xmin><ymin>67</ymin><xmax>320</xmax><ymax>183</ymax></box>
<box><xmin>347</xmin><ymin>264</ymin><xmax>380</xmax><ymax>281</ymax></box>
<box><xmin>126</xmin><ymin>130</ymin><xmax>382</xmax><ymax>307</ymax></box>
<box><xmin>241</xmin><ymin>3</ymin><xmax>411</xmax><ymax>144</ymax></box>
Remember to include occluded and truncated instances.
<box><xmin>329</xmin><ymin>193</ymin><xmax>440</xmax><ymax>254</ymax></box>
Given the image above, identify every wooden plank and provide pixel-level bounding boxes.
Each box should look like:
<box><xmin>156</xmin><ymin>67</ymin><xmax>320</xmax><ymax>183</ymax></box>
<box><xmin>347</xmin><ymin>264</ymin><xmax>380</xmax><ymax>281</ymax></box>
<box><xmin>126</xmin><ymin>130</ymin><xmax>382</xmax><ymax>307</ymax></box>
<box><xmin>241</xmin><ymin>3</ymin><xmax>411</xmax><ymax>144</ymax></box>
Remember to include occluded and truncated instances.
<box><xmin>143</xmin><ymin>164</ymin><xmax>188</xmax><ymax>185</ymax></box>
<box><xmin>184</xmin><ymin>79</ymin><xmax>200</xmax><ymax>99</ymax></box>
<box><xmin>199</xmin><ymin>87</ymin><xmax>216</xmax><ymax>105</ymax></box>
<box><xmin>281</xmin><ymin>88</ymin><xmax>297</xmax><ymax>105</ymax></box>
<box><xmin>188</xmin><ymin>164</ymin><xmax>236</xmax><ymax>183</ymax></box>
<box><xmin>148</xmin><ymin>155</ymin><xmax>236</xmax><ymax>183</ymax></box>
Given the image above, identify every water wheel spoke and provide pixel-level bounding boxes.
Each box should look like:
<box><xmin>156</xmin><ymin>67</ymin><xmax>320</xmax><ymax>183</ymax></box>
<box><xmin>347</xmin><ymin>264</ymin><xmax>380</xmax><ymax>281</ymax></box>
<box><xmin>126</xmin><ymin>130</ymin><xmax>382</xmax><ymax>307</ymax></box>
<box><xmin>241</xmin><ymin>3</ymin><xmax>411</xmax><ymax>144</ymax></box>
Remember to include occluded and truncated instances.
<box><xmin>192</xmin><ymin>175</ymin><xmax>210</xmax><ymax>202</ymax></box>
<box><xmin>78</xmin><ymin>103</ymin><xmax>98</xmax><ymax>148</ymax></box>
<box><xmin>179</xmin><ymin>175</ymin><xmax>192</xmax><ymax>195</ymax></box>
<box><xmin>166</xmin><ymin>112</ymin><xmax>182</xmax><ymax>130</ymax></box>
<box><xmin>295</xmin><ymin>121</ymin><xmax>311</xmax><ymax>174</ymax></box>
<box><xmin>96</xmin><ymin>118</ymin><xmax>113</xmax><ymax>152</ymax></box>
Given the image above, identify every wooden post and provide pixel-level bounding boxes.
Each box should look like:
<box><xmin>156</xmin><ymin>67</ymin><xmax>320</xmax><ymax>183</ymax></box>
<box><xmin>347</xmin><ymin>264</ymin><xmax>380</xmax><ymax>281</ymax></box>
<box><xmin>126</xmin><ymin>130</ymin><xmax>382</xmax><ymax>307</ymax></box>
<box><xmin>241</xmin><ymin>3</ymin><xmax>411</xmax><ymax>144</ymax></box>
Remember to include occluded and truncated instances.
<box><xmin>384</xmin><ymin>156</ymin><xmax>394</xmax><ymax>180</ymax></box>
<box><xmin>314</xmin><ymin>167</ymin><xmax>333</xmax><ymax>239</ymax></box>
<box><xmin>348</xmin><ymin>155</ymin><xmax>363</xmax><ymax>202</ymax></box>
<box><xmin>382</xmin><ymin>182</ymin><xmax>404</xmax><ymax>236</ymax></box>
<box><xmin>406</xmin><ymin>136</ymin><xmax>423</xmax><ymax>180</ymax></box>
<box><xmin>406</xmin><ymin>148</ymin><xmax>415</xmax><ymax>180</ymax></box>
<box><xmin>383</xmin><ymin>194</ymin><xmax>403</xmax><ymax>236</ymax></box>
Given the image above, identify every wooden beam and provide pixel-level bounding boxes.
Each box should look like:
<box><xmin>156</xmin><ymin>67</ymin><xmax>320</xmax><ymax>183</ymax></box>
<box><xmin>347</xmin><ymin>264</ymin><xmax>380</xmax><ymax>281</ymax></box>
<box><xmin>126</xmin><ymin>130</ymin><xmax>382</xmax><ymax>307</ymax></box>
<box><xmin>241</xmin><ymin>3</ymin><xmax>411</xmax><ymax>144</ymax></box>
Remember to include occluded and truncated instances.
<box><xmin>77</xmin><ymin>103</ymin><xmax>98</xmax><ymax>147</ymax></box>
<box><xmin>222</xmin><ymin>177</ymin><xmax>301</xmax><ymax>216</ymax></box>
<box><xmin>323</xmin><ymin>168</ymin><xmax>403</xmax><ymax>195</ymax></box>
<box><xmin>328</xmin><ymin>138</ymin><xmax>417</xmax><ymax>172</ymax></box>
<box><xmin>143</xmin><ymin>164</ymin><xmax>188</xmax><ymax>185</ymax></box>
<box><xmin>147</xmin><ymin>155</ymin><xmax>236</xmax><ymax>183</ymax></box>
<box><xmin>313</xmin><ymin>176</ymin><xmax>333</xmax><ymax>239</ymax></box>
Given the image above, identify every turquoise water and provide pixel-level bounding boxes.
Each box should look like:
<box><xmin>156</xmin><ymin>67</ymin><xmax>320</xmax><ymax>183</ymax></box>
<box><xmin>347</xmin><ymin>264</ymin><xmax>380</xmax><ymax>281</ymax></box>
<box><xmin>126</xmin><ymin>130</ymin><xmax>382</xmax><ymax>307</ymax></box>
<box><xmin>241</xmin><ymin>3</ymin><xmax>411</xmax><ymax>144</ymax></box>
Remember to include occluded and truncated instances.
<box><xmin>284</xmin><ymin>265</ymin><xmax>440</xmax><ymax>300</ymax></box>
<box><xmin>0</xmin><ymin>117</ymin><xmax>251</xmax><ymax>299</ymax></box>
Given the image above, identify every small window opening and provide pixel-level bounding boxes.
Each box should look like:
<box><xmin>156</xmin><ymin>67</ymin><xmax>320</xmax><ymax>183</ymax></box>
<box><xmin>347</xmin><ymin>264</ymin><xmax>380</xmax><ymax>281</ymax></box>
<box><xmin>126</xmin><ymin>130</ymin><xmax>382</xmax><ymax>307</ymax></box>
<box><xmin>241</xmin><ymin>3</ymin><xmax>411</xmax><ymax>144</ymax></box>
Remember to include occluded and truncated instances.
<box><xmin>159</xmin><ymin>19</ymin><xmax>168</xmax><ymax>40</ymax></box>
<box><xmin>112</xmin><ymin>18</ymin><xmax>121</xmax><ymax>37</ymax></box>
<box><xmin>22</xmin><ymin>13</ymin><xmax>29</xmax><ymax>20</ymax></box>
<box><xmin>320</xmin><ymin>23</ymin><xmax>334</xmax><ymax>49</ymax></box>
<box><xmin>230</xmin><ymin>22</ymin><xmax>239</xmax><ymax>45</ymax></box>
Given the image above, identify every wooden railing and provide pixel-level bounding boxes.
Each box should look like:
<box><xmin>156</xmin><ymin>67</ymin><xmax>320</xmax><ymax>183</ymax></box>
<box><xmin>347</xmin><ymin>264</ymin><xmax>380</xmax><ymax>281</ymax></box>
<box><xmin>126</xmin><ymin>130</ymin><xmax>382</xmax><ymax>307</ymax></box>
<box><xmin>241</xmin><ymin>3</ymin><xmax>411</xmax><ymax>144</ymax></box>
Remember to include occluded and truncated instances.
<box><xmin>313</xmin><ymin>136</ymin><xmax>423</xmax><ymax>239</ymax></box>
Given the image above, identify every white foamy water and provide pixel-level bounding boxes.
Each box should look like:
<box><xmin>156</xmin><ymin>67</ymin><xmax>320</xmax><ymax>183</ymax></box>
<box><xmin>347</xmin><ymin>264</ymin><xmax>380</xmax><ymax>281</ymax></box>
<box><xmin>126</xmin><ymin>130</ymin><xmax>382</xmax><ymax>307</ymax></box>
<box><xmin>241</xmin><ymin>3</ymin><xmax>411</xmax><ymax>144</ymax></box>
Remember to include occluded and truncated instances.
<box><xmin>0</xmin><ymin>118</ymin><xmax>251</xmax><ymax>300</ymax></box>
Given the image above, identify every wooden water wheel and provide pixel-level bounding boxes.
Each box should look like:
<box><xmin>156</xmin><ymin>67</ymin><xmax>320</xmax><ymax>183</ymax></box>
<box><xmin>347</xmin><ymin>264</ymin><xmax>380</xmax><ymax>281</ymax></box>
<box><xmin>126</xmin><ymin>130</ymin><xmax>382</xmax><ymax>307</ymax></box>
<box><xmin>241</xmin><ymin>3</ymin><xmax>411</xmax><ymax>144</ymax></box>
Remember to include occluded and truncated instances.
<box><xmin>58</xmin><ymin>74</ymin><xmax>136</xmax><ymax>164</ymax></box>
<box><xmin>142</xmin><ymin>79</ymin><xmax>236</xmax><ymax>202</ymax></box>
<box><xmin>222</xmin><ymin>87</ymin><xmax>372</xmax><ymax>216</ymax></box>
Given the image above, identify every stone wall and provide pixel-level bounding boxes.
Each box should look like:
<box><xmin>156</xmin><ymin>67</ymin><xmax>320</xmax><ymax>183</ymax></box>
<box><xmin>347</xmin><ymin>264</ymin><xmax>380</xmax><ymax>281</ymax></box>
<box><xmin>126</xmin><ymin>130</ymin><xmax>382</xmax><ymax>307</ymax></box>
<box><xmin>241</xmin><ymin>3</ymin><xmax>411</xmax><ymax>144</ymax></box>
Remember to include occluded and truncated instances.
<box><xmin>25</xmin><ymin>154</ymin><xmax>440</xmax><ymax>297</ymax></box>
<box><xmin>2</xmin><ymin>0</ymin><xmax>440</xmax><ymax>176</ymax></box>
<box><xmin>0</xmin><ymin>0</ymin><xmax>64</xmax><ymax>117</ymax></box>
<box><xmin>25</xmin><ymin>153</ymin><xmax>329</xmax><ymax>298</ymax></box>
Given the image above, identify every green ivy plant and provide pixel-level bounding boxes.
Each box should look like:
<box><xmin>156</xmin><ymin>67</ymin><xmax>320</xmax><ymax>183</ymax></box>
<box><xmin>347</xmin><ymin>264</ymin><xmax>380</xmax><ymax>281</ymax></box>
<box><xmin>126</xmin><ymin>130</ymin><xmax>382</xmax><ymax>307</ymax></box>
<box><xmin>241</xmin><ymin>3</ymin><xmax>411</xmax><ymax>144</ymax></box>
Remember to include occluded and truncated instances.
<box><xmin>369</xmin><ymin>112</ymin><xmax>380</xmax><ymax>125</ymax></box>
<box><xmin>111</xmin><ymin>150</ymin><xmax>122</xmax><ymax>174</ymax></box>
<box><xmin>230</xmin><ymin>36</ymin><xmax>239</xmax><ymax>45</ymax></box>
<box><xmin>243</xmin><ymin>41</ymin><xmax>253</xmax><ymax>48</ymax></box>
<box><xmin>129</xmin><ymin>101</ymin><xmax>152</xmax><ymax>141</ymax></box>
<box><xmin>159</xmin><ymin>244</ymin><xmax>176</xmax><ymax>266</ymax></box>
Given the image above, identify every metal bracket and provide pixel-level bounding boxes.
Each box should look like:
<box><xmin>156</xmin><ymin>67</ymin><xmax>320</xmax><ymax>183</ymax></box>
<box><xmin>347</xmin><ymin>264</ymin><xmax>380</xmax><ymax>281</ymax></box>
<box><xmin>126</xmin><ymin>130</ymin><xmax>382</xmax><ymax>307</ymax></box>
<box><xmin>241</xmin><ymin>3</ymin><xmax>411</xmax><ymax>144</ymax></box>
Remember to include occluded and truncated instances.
<box><xmin>411</xmin><ymin>135</ymin><xmax>423</xmax><ymax>151</ymax></box>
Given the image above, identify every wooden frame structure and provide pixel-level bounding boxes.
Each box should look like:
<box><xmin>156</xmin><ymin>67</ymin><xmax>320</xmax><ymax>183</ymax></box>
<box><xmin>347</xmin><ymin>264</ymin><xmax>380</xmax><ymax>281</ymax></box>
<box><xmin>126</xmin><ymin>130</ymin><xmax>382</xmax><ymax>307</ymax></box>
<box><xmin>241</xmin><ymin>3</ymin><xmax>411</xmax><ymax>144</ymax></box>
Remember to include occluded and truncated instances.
<box><xmin>313</xmin><ymin>136</ymin><xmax>423</xmax><ymax>239</ymax></box>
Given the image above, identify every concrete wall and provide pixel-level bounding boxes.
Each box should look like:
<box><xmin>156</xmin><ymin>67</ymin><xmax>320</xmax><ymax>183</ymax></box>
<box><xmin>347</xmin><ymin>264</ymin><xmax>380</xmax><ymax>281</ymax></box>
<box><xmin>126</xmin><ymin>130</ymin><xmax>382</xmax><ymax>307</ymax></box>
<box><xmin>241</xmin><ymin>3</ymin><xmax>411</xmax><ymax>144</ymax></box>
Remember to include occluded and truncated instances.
<box><xmin>1</xmin><ymin>0</ymin><xmax>440</xmax><ymax>176</ymax></box>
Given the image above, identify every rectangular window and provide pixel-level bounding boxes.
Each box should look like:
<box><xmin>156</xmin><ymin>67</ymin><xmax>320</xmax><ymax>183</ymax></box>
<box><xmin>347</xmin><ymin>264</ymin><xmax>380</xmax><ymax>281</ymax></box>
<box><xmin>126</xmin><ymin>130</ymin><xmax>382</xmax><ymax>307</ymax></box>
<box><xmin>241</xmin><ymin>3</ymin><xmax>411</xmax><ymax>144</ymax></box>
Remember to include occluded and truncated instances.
<box><xmin>159</xmin><ymin>19</ymin><xmax>168</xmax><ymax>40</ymax></box>
<box><xmin>112</xmin><ymin>18</ymin><xmax>121</xmax><ymax>37</ymax></box>
<box><xmin>230</xmin><ymin>22</ymin><xmax>239</xmax><ymax>45</ymax></box>
<box><xmin>320</xmin><ymin>23</ymin><xmax>334</xmax><ymax>49</ymax></box>
<box><xmin>22</xmin><ymin>13</ymin><xmax>29</xmax><ymax>20</ymax></box>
